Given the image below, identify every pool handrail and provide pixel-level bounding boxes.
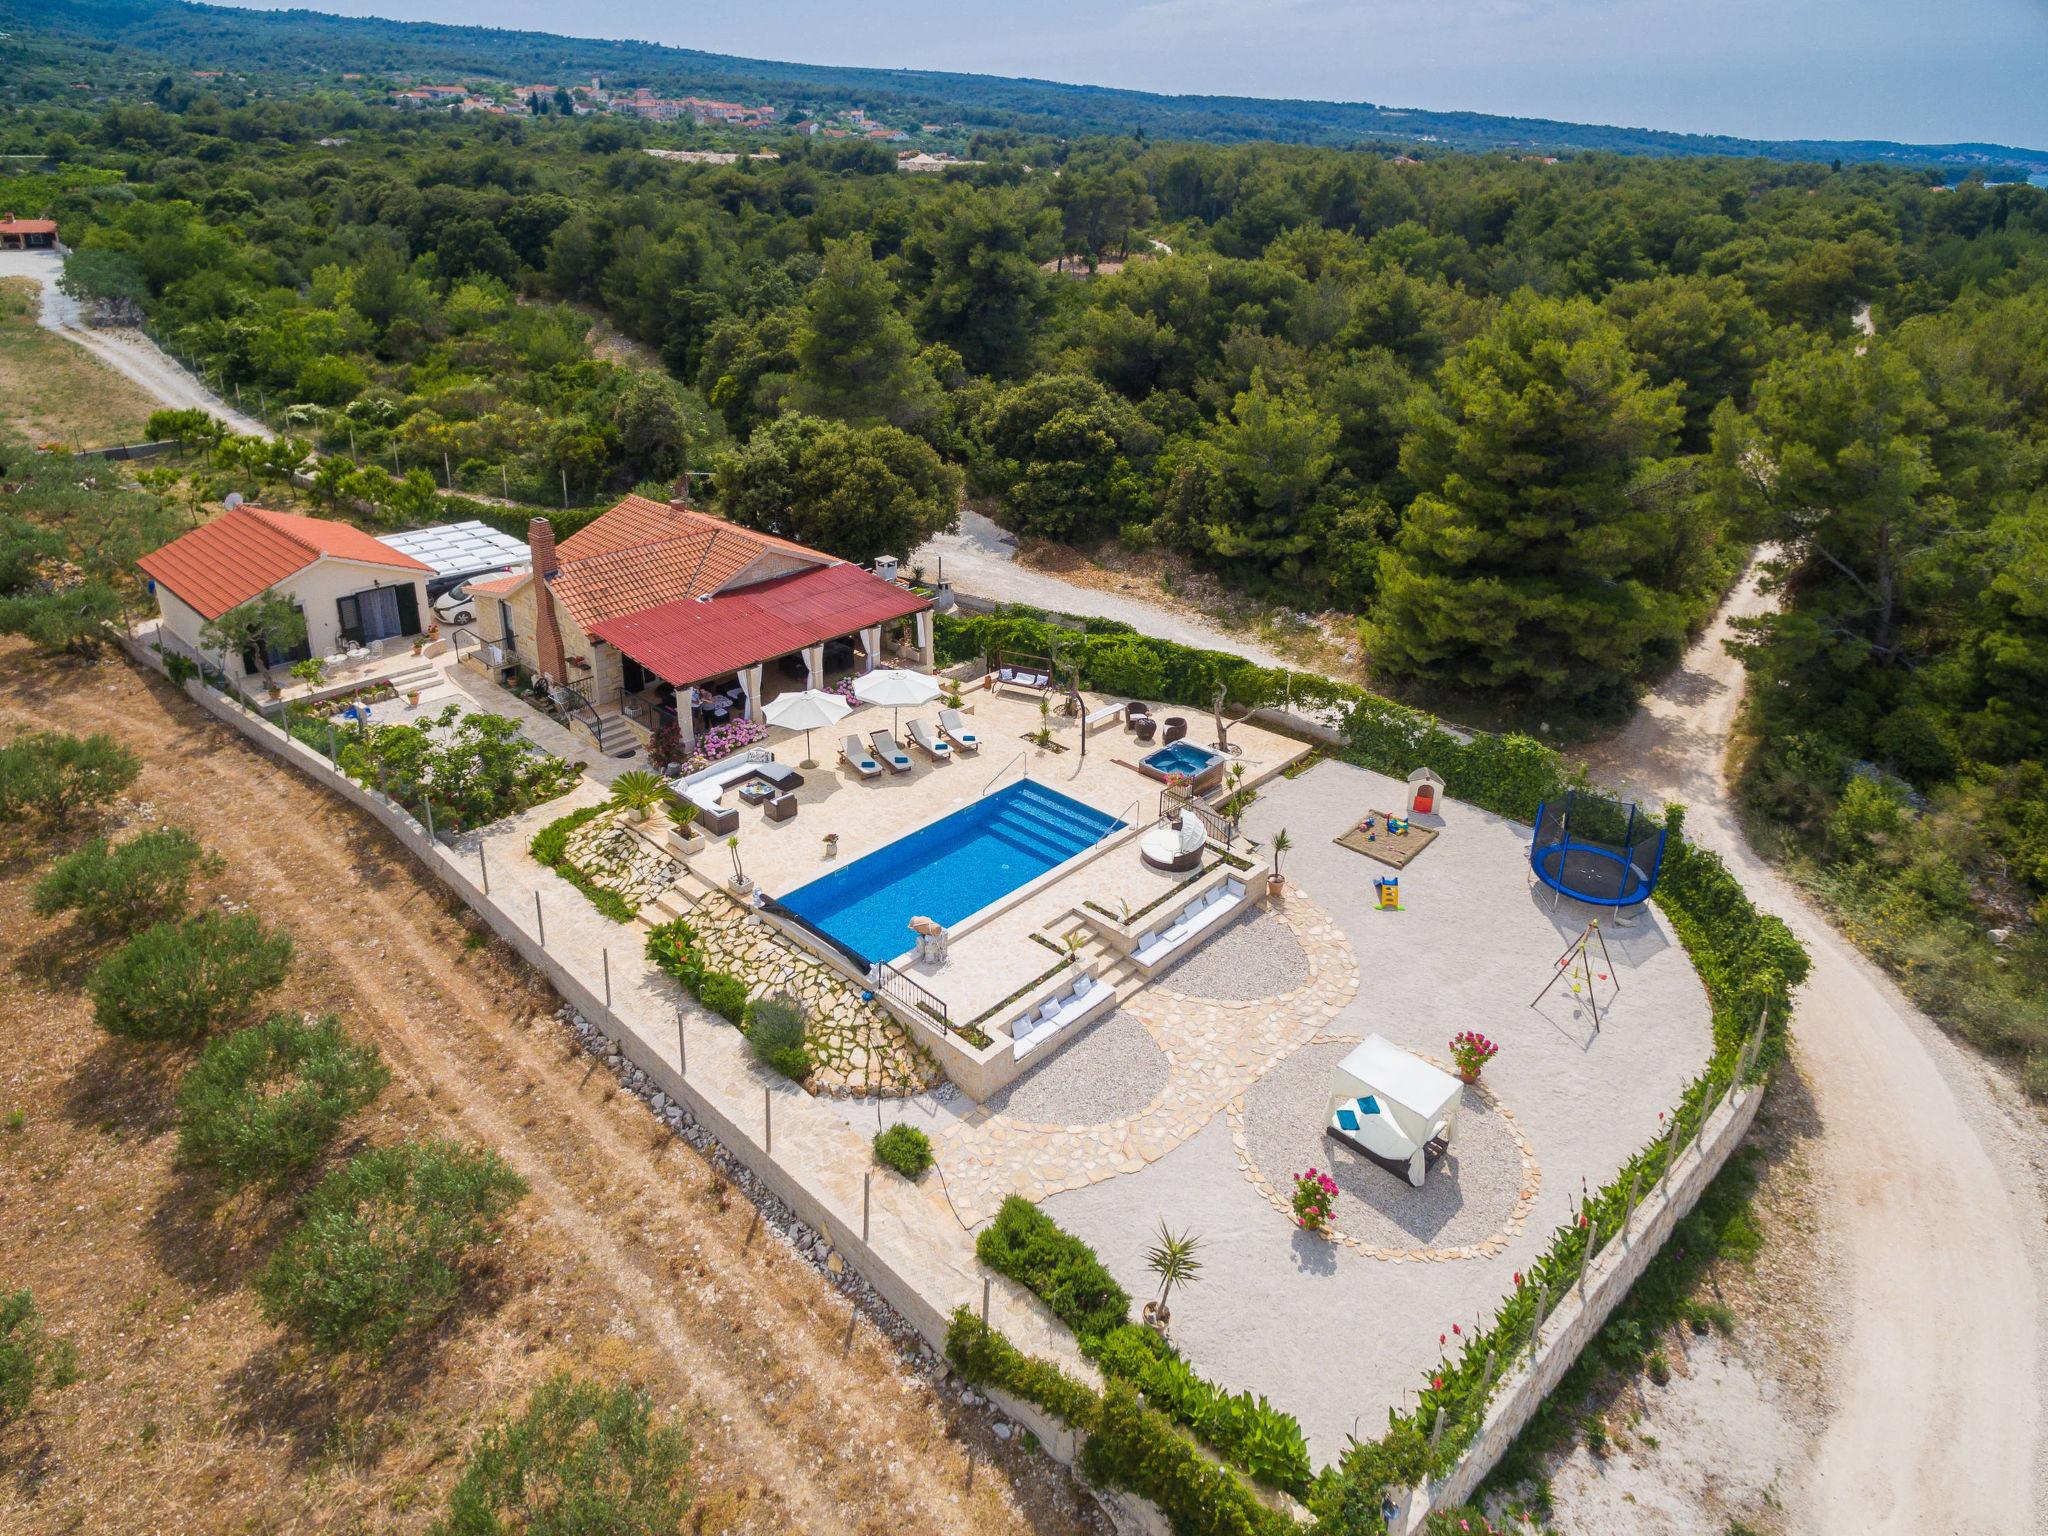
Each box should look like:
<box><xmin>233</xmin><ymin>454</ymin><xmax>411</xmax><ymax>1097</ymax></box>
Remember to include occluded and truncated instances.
<box><xmin>979</xmin><ymin>750</ymin><xmax>1025</xmax><ymax>798</ymax></box>
<box><xmin>1095</xmin><ymin>795</ymin><xmax>1140</xmax><ymax>850</ymax></box>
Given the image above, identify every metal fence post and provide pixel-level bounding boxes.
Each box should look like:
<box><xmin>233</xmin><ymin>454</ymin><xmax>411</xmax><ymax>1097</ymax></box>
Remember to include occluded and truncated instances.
<box><xmin>981</xmin><ymin>1275</ymin><xmax>990</xmax><ymax>1326</ymax></box>
<box><xmin>603</xmin><ymin>948</ymin><xmax>612</xmax><ymax>1008</ymax></box>
<box><xmin>1621</xmin><ymin>1170</ymin><xmax>1641</xmax><ymax>1244</ymax></box>
<box><xmin>377</xmin><ymin>760</ymin><xmax>386</xmax><ymax>798</ymax></box>
<box><xmin>1531</xmin><ymin>1284</ymin><xmax>1550</xmax><ymax>1358</ymax></box>
<box><xmin>1578</xmin><ymin>1222</ymin><xmax>1596</xmax><ymax>1298</ymax></box>
<box><xmin>478</xmin><ymin>844</ymin><xmax>489</xmax><ymax>895</ymax></box>
<box><xmin>423</xmin><ymin>798</ymin><xmax>434</xmax><ymax>841</ymax></box>
<box><xmin>676</xmin><ymin>1003</ymin><xmax>686</xmax><ymax>1077</ymax></box>
<box><xmin>327</xmin><ymin>723</ymin><xmax>336</xmax><ymax>762</ymax></box>
<box><xmin>863</xmin><ymin>1171</ymin><xmax>871</xmax><ymax>1245</ymax></box>
<box><xmin>764</xmin><ymin>1086</ymin><xmax>772</xmax><ymax>1155</ymax></box>
<box><xmin>1663</xmin><ymin>1109</ymin><xmax>1683</xmax><ymax>1177</ymax></box>
<box><xmin>534</xmin><ymin>890</ymin><xmax>545</xmax><ymax>947</ymax></box>
<box><xmin>1427</xmin><ymin>1406</ymin><xmax>1446</xmax><ymax>1454</ymax></box>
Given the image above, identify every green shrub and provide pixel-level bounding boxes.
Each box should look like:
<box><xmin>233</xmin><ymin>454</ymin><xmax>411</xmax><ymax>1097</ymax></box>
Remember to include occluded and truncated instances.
<box><xmin>0</xmin><ymin>1290</ymin><xmax>75</xmax><ymax>1424</ymax></box>
<box><xmin>432</xmin><ymin>1373</ymin><xmax>693</xmax><ymax>1536</ymax></box>
<box><xmin>696</xmin><ymin>971</ymin><xmax>748</xmax><ymax>1026</ymax></box>
<box><xmin>975</xmin><ymin>1195</ymin><xmax>1130</xmax><ymax>1342</ymax></box>
<box><xmin>32</xmin><ymin>826</ymin><xmax>220</xmax><ymax>935</ymax></box>
<box><xmin>87</xmin><ymin>912</ymin><xmax>293</xmax><ymax>1041</ymax></box>
<box><xmin>1082</xmin><ymin>1380</ymin><xmax>1296</xmax><ymax>1536</ymax></box>
<box><xmin>0</xmin><ymin>730</ymin><xmax>140</xmax><ymax>824</ymax></box>
<box><xmin>256</xmin><ymin>1139</ymin><xmax>527</xmax><ymax>1354</ymax></box>
<box><xmin>340</xmin><ymin>706</ymin><xmax>579</xmax><ymax>831</ymax></box>
<box><xmin>744</xmin><ymin>994</ymin><xmax>810</xmax><ymax>1080</ymax></box>
<box><xmin>177</xmin><ymin>1013</ymin><xmax>390</xmax><ymax>1190</ymax></box>
<box><xmin>873</xmin><ymin>1122</ymin><xmax>933</xmax><ymax>1179</ymax></box>
<box><xmin>945</xmin><ymin>1307</ymin><xmax>1101</xmax><ymax>1430</ymax></box>
<box><xmin>644</xmin><ymin>916</ymin><xmax>703</xmax><ymax>991</ymax></box>
<box><xmin>1111</xmin><ymin>1347</ymin><xmax>1311</xmax><ymax>1495</ymax></box>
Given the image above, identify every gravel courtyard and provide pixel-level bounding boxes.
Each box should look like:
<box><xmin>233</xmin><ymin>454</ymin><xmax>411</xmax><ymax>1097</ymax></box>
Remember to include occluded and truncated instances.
<box><xmin>1041</xmin><ymin>757</ymin><xmax>1714</xmax><ymax>1464</ymax></box>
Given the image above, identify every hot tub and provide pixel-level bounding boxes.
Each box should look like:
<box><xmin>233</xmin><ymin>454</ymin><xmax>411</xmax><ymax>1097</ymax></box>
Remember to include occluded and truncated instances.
<box><xmin>1139</xmin><ymin>741</ymin><xmax>1227</xmax><ymax>794</ymax></box>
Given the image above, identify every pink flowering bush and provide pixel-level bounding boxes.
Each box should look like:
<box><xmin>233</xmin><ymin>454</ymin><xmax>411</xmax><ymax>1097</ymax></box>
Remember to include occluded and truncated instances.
<box><xmin>1290</xmin><ymin>1168</ymin><xmax>1337</xmax><ymax>1233</ymax></box>
<box><xmin>1450</xmin><ymin>1030</ymin><xmax>1498</xmax><ymax>1082</ymax></box>
<box><xmin>691</xmin><ymin>717</ymin><xmax>766</xmax><ymax>767</ymax></box>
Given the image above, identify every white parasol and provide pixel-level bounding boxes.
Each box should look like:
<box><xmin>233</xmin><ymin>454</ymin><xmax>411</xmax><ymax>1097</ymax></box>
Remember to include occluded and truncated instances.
<box><xmin>762</xmin><ymin>688</ymin><xmax>851</xmax><ymax>769</ymax></box>
<box><xmin>851</xmin><ymin>667</ymin><xmax>941</xmax><ymax>734</ymax></box>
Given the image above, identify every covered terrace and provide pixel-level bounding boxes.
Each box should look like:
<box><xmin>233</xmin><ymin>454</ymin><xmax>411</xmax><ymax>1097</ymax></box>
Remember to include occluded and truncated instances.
<box><xmin>589</xmin><ymin>559</ymin><xmax>935</xmax><ymax>751</ymax></box>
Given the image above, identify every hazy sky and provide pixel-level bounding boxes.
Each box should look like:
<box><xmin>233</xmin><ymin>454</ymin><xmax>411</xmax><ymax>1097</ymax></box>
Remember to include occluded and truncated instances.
<box><xmin>225</xmin><ymin>0</ymin><xmax>2048</xmax><ymax>148</ymax></box>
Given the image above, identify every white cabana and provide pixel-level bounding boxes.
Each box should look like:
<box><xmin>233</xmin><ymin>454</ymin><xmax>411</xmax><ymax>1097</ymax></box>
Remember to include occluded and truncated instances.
<box><xmin>1325</xmin><ymin>1033</ymin><xmax>1463</xmax><ymax>1187</ymax></box>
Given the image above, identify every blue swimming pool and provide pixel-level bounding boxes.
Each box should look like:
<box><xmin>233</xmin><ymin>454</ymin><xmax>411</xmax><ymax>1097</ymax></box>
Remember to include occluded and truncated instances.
<box><xmin>778</xmin><ymin>781</ymin><xmax>1125</xmax><ymax>965</ymax></box>
<box><xmin>1142</xmin><ymin>742</ymin><xmax>1223</xmax><ymax>777</ymax></box>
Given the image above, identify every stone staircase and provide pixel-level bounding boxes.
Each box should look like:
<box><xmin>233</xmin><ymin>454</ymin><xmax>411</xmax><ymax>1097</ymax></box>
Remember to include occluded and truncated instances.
<box><xmin>577</xmin><ymin>709</ymin><xmax>642</xmax><ymax>760</ymax></box>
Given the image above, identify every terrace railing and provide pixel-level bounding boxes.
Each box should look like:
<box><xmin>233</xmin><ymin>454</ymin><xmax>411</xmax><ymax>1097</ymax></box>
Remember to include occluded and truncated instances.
<box><xmin>871</xmin><ymin>957</ymin><xmax>952</xmax><ymax>1033</ymax></box>
<box><xmin>1097</xmin><ymin>796</ymin><xmax>1141</xmax><ymax>850</ymax></box>
<box><xmin>1161</xmin><ymin>787</ymin><xmax>1237</xmax><ymax>846</ymax></box>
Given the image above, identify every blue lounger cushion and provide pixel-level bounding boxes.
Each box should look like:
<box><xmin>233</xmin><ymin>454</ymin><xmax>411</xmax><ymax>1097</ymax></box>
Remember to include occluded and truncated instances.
<box><xmin>1334</xmin><ymin>1096</ymin><xmax>1382</xmax><ymax>1133</ymax></box>
<box><xmin>1335</xmin><ymin>1106</ymin><xmax>1359</xmax><ymax>1132</ymax></box>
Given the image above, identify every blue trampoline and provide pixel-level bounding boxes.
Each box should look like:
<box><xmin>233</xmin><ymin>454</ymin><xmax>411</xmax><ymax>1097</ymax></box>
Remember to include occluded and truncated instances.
<box><xmin>1530</xmin><ymin>791</ymin><xmax>1666</xmax><ymax>907</ymax></box>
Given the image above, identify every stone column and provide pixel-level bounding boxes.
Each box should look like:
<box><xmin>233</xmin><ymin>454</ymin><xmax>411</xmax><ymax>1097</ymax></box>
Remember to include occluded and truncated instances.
<box><xmin>913</xmin><ymin>610</ymin><xmax>935</xmax><ymax>669</ymax></box>
<box><xmin>739</xmin><ymin>663</ymin><xmax>764</xmax><ymax>724</ymax></box>
<box><xmin>802</xmin><ymin>643</ymin><xmax>826</xmax><ymax>688</ymax></box>
<box><xmin>674</xmin><ymin>686</ymin><xmax>696</xmax><ymax>751</ymax></box>
<box><xmin>858</xmin><ymin>625</ymin><xmax>883</xmax><ymax>673</ymax></box>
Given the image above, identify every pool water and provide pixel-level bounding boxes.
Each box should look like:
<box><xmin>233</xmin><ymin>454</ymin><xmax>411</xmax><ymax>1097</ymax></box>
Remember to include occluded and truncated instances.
<box><xmin>778</xmin><ymin>781</ymin><xmax>1125</xmax><ymax>965</ymax></box>
<box><xmin>1142</xmin><ymin>742</ymin><xmax>1222</xmax><ymax>777</ymax></box>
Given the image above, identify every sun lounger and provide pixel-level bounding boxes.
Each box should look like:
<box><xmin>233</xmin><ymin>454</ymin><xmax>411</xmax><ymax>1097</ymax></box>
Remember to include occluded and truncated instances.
<box><xmin>908</xmin><ymin>718</ymin><xmax>952</xmax><ymax>760</ymax></box>
<box><xmin>839</xmin><ymin>735</ymin><xmax>882</xmax><ymax>778</ymax></box>
<box><xmin>938</xmin><ymin>707</ymin><xmax>980</xmax><ymax>752</ymax></box>
<box><xmin>870</xmin><ymin>729</ymin><xmax>913</xmax><ymax>773</ymax></box>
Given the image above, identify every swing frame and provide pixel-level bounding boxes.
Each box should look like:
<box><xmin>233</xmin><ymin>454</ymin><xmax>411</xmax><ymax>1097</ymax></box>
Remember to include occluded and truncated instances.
<box><xmin>1530</xmin><ymin>918</ymin><xmax>1620</xmax><ymax>1029</ymax></box>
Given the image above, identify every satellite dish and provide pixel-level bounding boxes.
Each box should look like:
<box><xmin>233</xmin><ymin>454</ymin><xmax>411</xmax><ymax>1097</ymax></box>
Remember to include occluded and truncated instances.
<box><xmin>223</xmin><ymin>491</ymin><xmax>244</xmax><ymax>509</ymax></box>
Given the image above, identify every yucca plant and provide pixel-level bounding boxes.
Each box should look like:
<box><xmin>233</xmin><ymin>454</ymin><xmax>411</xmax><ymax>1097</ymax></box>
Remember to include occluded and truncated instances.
<box><xmin>1143</xmin><ymin>1222</ymin><xmax>1203</xmax><ymax>1329</ymax></box>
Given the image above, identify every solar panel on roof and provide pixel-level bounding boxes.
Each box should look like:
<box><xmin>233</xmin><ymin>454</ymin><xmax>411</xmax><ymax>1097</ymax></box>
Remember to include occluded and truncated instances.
<box><xmin>375</xmin><ymin>521</ymin><xmax>531</xmax><ymax>577</ymax></box>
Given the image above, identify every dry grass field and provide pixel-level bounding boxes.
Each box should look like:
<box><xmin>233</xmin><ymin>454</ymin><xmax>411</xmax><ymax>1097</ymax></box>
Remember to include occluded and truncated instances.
<box><xmin>0</xmin><ymin>278</ymin><xmax>159</xmax><ymax>449</ymax></box>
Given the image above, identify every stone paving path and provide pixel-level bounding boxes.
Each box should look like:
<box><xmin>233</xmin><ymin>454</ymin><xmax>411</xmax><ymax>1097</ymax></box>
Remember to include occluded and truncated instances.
<box><xmin>690</xmin><ymin>896</ymin><xmax>941</xmax><ymax>1098</ymax></box>
<box><xmin>933</xmin><ymin>893</ymin><xmax>1360</xmax><ymax>1223</ymax></box>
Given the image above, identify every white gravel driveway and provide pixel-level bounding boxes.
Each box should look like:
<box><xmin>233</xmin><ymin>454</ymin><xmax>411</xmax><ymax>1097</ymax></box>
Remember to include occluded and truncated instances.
<box><xmin>0</xmin><ymin>248</ymin><xmax>271</xmax><ymax>439</ymax></box>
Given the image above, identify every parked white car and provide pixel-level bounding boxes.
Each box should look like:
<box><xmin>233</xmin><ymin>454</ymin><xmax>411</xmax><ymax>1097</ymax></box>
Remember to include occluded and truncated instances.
<box><xmin>430</xmin><ymin>572</ymin><xmax>513</xmax><ymax>627</ymax></box>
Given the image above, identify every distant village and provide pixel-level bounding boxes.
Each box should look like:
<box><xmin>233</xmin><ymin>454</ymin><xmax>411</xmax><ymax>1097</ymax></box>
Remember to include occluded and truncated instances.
<box><xmin>386</xmin><ymin>77</ymin><xmax>969</xmax><ymax>148</ymax></box>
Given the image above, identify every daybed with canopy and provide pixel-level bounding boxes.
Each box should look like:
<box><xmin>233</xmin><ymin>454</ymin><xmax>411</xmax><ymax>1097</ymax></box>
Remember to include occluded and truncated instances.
<box><xmin>1324</xmin><ymin>1033</ymin><xmax>1463</xmax><ymax>1187</ymax></box>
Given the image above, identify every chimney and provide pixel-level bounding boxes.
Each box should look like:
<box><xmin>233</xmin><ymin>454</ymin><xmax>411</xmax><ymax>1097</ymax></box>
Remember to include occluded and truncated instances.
<box><xmin>528</xmin><ymin>517</ymin><xmax>567</xmax><ymax>684</ymax></box>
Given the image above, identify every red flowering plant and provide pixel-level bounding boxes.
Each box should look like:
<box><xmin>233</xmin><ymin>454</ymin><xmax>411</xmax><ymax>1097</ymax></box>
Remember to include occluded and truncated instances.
<box><xmin>1449</xmin><ymin>1030</ymin><xmax>1498</xmax><ymax>1083</ymax></box>
<box><xmin>1290</xmin><ymin>1168</ymin><xmax>1338</xmax><ymax>1233</ymax></box>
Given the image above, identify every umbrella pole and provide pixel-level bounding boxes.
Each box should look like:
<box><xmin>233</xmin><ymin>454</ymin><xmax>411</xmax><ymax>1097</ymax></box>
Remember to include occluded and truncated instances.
<box><xmin>801</xmin><ymin>726</ymin><xmax>817</xmax><ymax>771</ymax></box>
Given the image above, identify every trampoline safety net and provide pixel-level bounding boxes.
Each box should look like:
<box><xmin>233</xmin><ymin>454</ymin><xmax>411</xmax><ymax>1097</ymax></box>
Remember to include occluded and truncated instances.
<box><xmin>1529</xmin><ymin>790</ymin><xmax>1667</xmax><ymax>906</ymax></box>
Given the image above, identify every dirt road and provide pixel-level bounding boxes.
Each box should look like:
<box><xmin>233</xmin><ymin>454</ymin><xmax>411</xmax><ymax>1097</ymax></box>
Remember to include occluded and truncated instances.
<box><xmin>0</xmin><ymin>640</ymin><xmax>1096</xmax><ymax>1536</ymax></box>
<box><xmin>1582</xmin><ymin>563</ymin><xmax>2047</xmax><ymax>1533</ymax></box>
<box><xmin>0</xmin><ymin>249</ymin><xmax>272</xmax><ymax>439</ymax></box>
<box><xmin>911</xmin><ymin>510</ymin><xmax>1296</xmax><ymax>668</ymax></box>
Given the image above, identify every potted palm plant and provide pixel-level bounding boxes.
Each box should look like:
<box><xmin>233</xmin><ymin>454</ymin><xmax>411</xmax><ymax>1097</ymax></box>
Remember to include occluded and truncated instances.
<box><xmin>608</xmin><ymin>769</ymin><xmax>667</xmax><ymax>823</ymax></box>
<box><xmin>1142</xmin><ymin>1222</ymin><xmax>1203</xmax><ymax>1333</ymax></box>
<box><xmin>663</xmin><ymin>797</ymin><xmax>703</xmax><ymax>855</ymax></box>
<box><xmin>1268</xmin><ymin>828</ymin><xmax>1293</xmax><ymax>896</ymax></box>
<box><xmin>727</xmin><ymin>834</ymin><xmax>751</xmax><ymax>897</ymax></box>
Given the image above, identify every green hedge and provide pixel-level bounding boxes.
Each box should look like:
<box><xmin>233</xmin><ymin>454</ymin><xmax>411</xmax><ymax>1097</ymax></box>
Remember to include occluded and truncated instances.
<box><xmin>978</xmin><ymin>1199</ymin><xmax>1310</xmax><ymax>1496</ymax></box>
<box><xmin>944</xmin><ymin>1310</ymin><xmax>1292</xmax><ymax>1536</ymax></box>
<box><xmin>697</xmin><ymin>972</ymin><xmax>748</xmax><ymax>1025</ymax></box>
<box><xmin>975</xmin><ymin>1196</ymin><xmax>1132</xmax><ymax>1342</ymax></box>
<box><xmin>945</xmin><ymin>1306</ymin><xmax>1100</xmax><ymax>1428</ymax></box>
<box><xmin>936</xmin><ymin>610</ymin><xmax>1578</xmax><ymax>823</ymax></box>
<box><xmin>1084</xmin><ymin>1381</ymin><xmax>1297</xmax><ymax>1536</ymax></box>
<box><xmin>530</xmin><ymin>805</ymin><xmax>636</xmax><ymax>923</ymax></box>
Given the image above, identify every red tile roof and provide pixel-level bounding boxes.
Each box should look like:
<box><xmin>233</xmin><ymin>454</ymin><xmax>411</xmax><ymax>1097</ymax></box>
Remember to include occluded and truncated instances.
<box><xmin>468</xmin><ymin>571</ymin><xmax>526</xmax><ymax>597</ymax></box>
<box><xmin>587</xmin><ymin>562</ymin><xmax>929</xmax><ymax>686</ymax></box>
<box><xmin>0</xmin><ymin>218</ymin><xmax>58</xmax><ymax>235</ymax></box>
<box><xmin>138</xmin><ymin>505</ymin><xmax>430</xmax><ymax>620</ymax></box>
<box><xmin>548</xmin><ymin>495</ymin><xmax>834</xmax><ymax>631</ymax></box>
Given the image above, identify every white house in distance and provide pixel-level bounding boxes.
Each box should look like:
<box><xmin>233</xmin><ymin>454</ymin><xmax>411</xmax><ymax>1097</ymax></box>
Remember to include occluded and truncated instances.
<box><xmin>138</xmin><ymin>504</ymin><xmax>433</xmax><ymax>676</ymax></box>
